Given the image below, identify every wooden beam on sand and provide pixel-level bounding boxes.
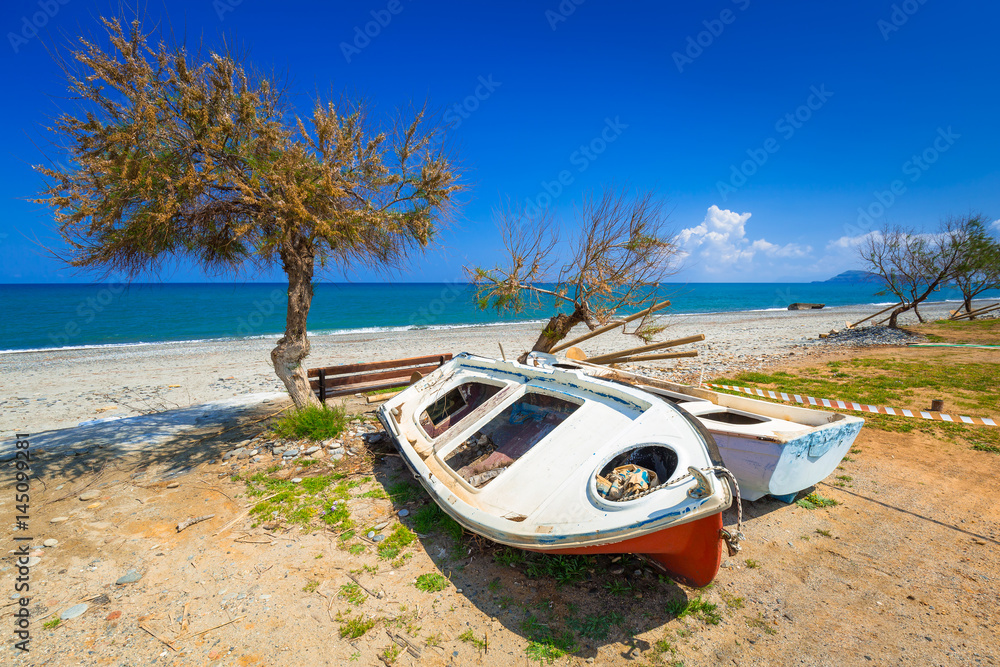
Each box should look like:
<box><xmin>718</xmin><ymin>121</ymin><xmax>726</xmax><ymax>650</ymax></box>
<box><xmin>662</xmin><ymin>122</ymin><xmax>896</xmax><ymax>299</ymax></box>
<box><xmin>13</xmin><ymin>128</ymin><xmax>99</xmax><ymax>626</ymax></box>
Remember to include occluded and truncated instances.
<box><xmin>598</xmin><ymin>350</ymin><xmax>699</xmax><ymax>365</ymax></box>
<box><xmin>951</xmin><ymin>303</ymin><xmax>1000</xmax><ymax>321</ymax></box>
<box><xmin>847</xmin><ymin>302</ymin><xmax>903</xmax><ymax>328</ymax></box>
<box><xmin>549</xmin><ymin>300</ymin><xmax>671</xmax><ymax>354</ymax></box>
<box><xmin>584</xmin><ymin>334</ymin><xmax>705</xmax><ymax>365</ymax></box>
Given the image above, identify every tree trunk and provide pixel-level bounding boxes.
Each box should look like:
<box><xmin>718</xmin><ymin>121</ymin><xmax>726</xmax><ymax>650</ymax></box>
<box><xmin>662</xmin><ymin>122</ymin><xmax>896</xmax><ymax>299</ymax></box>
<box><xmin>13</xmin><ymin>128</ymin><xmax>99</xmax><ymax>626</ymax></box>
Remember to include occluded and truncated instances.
<box><xmin>913</xmin><ymin>302</ymin><xmax>924</xmax><ymax>323</ymax></box>
<box><xmin>520</xmin><ymin>308</ymin><xmax>591</xmax><ymax>363</ymax></box>
<box><xmin>887</xmin><ymin>305</ymin><xmax>907</xmax><ymax>329</ymax></box>
<box><xmin>271</xmin><ymin>231</ymin><xmax>321</xmax><ymax>408</ymax></box>
<box><xmin>964</xmin><ymin>295</ymin><xmax>975</xmax><ymax>319</ymax></box>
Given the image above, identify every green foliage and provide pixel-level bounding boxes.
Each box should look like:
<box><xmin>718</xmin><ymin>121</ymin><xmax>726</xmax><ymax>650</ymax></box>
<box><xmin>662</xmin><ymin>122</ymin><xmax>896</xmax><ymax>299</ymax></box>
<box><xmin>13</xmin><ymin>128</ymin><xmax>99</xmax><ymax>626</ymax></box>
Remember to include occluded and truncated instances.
<box><xmin>603</xmin><ymin>579</ymin><xmax>633</xmax><ymax>596</ymax></box>
<box><xmin>746</xmin><ymin>612</ymin><xmax>777</xmax><ymax>635</ymax></box>
<box><xmin>457</xmin><ymin>629</ymin><xmax>487</xmax><ymax>651</ymax></box>
<box><xmin>567</xmin><ymin>612</ymin><xmax>625</xmax><ymax>641</ymax></box>
<box><xmin>522</xmin><ymin>615</ymin><xmax>576</xmax><ymax>664</ymax></box>
<box><xmin>272</xmin><ymin>404</ymin><xmax>347</xmax><ymax>441</ymax></box>
<box><xmin>796</xmin><ymin>493</ymin><xmax>838</xmax><ymax>510</ymax></box>
<box><xmin>387</xmin><ymin>480</ymin><xmax>426</xmax><ymax>504</ymax></box>
<box><xmin>241</xmin><ymin>471</ymin><xmax>352</xmax><ymax>531</ymax></box>
<box><xmin>338</xmin><ymin>614</ymin><xmax>377</xmax><ymax>639</ymax></box>
<box><xmin>522</xmin><ymin>554</ymin><xmax>593</xmax><ymax>586</ymax></box>
<box><xmin>302</xmin><ymin>580</ymin><xmax>319</xmax><ymax>593</ymax></box>
<box><xmin>338</xmin><ymin>583</ymin><xmax>366</xmax><ymax>606</ymax></box>
<box><xmin>377</xmin><ymin>524</ymin><xmax>416</xmax><ymax>560</ymax></box>
<box><xmin>381</xmin><ymin>644</ymin><xmax>401</xmax><ymax>664</ymax></box>
<box><xmin>414</xmin><ymin>573</ymin><xmax>450</xmax><ymax>593</ymax></box>
<box><xmin>410</xmin><ymin>503</ymin><xmax>465</xmax><ymax>556</ymax></box>
<box><xmin>492</xmin><ymin>546</ymin><xmax>526</xmax><ymax>568</ymax></box>
<box><xmin>43</xmin><ymin>618</ymin><xmax>61</xmax><ymax>629</ymax></box>
<box><xmin>815</xmin><ymin>529</ymin><xmax>832</xmax><ymax>537</ymax></box>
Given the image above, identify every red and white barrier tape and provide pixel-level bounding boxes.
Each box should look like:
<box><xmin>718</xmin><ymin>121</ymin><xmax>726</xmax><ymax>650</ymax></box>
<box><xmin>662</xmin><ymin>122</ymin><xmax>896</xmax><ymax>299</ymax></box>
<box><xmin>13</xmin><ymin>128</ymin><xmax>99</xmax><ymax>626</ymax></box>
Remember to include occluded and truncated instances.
<box><xmin>705</xmin><ymin>383</ymin><xmax>998</xmax><ymax>427</ymax></box>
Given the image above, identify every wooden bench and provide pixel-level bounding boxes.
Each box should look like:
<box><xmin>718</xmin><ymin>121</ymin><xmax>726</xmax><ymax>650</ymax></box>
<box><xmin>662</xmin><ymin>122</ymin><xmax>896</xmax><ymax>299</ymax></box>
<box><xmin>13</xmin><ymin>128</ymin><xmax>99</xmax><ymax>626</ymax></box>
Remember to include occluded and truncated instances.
<box><xmin>308</xmin><ymin>354</ymin><xmax>453</xmax><ymax>403</ymax></box>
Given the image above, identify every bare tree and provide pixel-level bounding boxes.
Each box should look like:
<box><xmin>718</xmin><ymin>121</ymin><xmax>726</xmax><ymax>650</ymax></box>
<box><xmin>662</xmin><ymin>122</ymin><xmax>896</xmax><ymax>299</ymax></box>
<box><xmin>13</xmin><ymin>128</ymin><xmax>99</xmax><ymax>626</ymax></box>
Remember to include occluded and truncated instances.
<box><xmin>950</xmin><ymin>214</ymin><xmax>1000</xmax><ymax>317</ymax></box>
<box><xmin>859</xmin><ymin>220</ymin><xmax>971</xmax><ymax>328</ymax></box>
<box><xmin>467</xmin><ymin>186</ymin><xmax>679</xmax><ymax>358</ymax></box>
<box><xmin>34</xmin><ymin>17</ymin><xmax>461</xmax><ymax>407</ymax></box>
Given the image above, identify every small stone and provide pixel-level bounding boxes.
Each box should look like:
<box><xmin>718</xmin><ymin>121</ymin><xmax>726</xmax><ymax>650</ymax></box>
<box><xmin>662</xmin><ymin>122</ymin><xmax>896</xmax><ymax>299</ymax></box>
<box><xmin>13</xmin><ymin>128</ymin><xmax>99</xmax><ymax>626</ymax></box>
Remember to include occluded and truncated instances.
<box><xmin>291</xmin><ymin>478</ymin><xmax>302</xmax><ymax>484</ymax></box>
<box><xmin>208</xmin><ymin>650</ymin><xmax>222</xmax><ymax>660</ymax></box>
<box><xmin>115</xmin><ymin>570</ymin><xmax>143</xmax><ymax>585</ymax></box>
<box><xmin>259</xmin><ymin>594</ymin><xmax>271</xmax><ymax>600</ymax></box>
<box><xmin>87</xmin><ymin>502</ymin><xmax>102</xmax><ymax>510</ymax></box>
<box><xmin>167</xmin><ymin>482</ymin><xmax>180</xmax><ymax>489</ymax></box>
<box><xmin>303</xmin><ymin>446</ymin><xmax>320</xmax><ymax>455</ymax></box>
<box><xmin>252</xmin><ymin>456</ymin><xmax>262</xmax><ymax>463</ymax></box>
<box><xmin>397</xmin><ymin>509</ymin><xmax>409</xmax><ymax>518</ymax></box>
<box><xmin>373</xmin><ymin>534</ymin><xmax>385</xmax><ymax>543</ymax></box>
<box><xmin>105</xmin><ymin>610</ymin><xmax>121</xmax><ymax>621</ymax></box>
<box><xmin>61</xmin><ymin>603</ymin><xmax>88</xmax><ymax>620</ymax></box>
<box><xmin>282</xmin><ymin>449</ymin><xmax>299</xmax><ymax>458</ymax></box>
<box><xmin>43</xmin><ymin>539</ymin><xmax>58</xmax><ymax>547</ymax></box>
<box><xmin>374</xmin><ymin>522</ymin><xmax>389</xmax><ymax>530</ymax></box>
<box><xmin>367</xmin><ymin>531</ymin><xmax>376</xmax><ymax>539</ymax></box>
<box><xmin>249</xmin><ymin>449</ymin><xmax>259</xmax><ymax>457</ymax></box>
<box><xmin>25</xmin><ymin>557</ymin><xmax>41</xmax><ymax>567</ymax></box>
<box><xmin>79</xmin><ymin>490</ymin><xmax>101</xmax><ymax>501</ymax></box>
<box><xmin>50</xmin><ymin>517</ymin><xmax>69</xmax><ymax>524</ymax></box>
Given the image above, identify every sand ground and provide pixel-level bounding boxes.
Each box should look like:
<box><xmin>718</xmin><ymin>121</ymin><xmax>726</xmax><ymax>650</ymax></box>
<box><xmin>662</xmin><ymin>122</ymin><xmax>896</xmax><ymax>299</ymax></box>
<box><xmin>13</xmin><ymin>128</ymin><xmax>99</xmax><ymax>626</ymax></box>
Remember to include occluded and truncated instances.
<box><xmin>1</xmin><ymin>301</ymin><xmax>998</xmax><ymax>666</ymax></box>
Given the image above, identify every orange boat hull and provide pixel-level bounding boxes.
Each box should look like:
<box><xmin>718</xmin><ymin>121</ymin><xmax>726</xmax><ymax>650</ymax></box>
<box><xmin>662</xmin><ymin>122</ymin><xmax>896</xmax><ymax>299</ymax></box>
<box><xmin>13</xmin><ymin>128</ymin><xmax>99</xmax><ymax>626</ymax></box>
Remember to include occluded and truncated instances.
<box><xmin>524</xmin><ymin>513</ymin><xmax>724</xmax><ymax>588</ymax></box>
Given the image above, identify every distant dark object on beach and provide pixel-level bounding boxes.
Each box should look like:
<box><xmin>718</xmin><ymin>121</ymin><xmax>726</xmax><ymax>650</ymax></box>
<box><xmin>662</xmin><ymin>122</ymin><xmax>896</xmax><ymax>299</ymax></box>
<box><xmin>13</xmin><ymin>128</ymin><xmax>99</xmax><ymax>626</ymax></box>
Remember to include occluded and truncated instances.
<box><xmin>788</xmin><ymin>303</ymin><xmax>825</xmax><ymax>310</ymax></box>
<box><xmin>814</xmin><ymin>270</ymin><xmax>882</xmax><ymax>284</ymax></box>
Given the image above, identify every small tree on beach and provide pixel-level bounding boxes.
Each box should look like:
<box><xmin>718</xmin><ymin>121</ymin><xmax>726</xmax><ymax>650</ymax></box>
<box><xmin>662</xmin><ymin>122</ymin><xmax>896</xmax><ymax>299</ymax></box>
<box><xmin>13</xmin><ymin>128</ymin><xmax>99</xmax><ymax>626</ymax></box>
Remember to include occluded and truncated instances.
<box><xmin>34</xmin><ymin>17</ymin><xmax>461</xmax><ymax>407</ymax></box>
<box><xmin>949</xmin><ymin>214</ymin><xmax>1000</xmax><ymax>317</ymax></box>
<box><xmin>858</xmin><ymin>220</ymin><xmax>971</xmax><ymax>328</ymax></box>
<box><xmin>467</xmin><ymin>186</ymin><xmax>678</xmax><ymax>359</ymax></box>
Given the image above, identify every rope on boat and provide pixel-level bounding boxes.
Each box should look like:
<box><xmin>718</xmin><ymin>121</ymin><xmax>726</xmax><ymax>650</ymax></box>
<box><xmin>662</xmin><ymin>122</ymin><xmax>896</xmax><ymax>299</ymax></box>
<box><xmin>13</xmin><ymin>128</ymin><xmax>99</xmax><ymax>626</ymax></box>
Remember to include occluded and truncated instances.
<box><xmin>627</xmin><ymin>465</ymin><xmax>745</xmax><ymax>556</ymax></box>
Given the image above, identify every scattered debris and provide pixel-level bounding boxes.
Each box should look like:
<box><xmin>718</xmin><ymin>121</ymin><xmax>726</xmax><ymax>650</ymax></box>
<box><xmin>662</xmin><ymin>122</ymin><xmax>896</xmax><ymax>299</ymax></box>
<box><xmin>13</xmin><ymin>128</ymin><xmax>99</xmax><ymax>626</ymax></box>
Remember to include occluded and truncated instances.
<box><xmin>176</xmin><ymin>514</ymin><xmax>215</xmax><ymax>532</ymax></box>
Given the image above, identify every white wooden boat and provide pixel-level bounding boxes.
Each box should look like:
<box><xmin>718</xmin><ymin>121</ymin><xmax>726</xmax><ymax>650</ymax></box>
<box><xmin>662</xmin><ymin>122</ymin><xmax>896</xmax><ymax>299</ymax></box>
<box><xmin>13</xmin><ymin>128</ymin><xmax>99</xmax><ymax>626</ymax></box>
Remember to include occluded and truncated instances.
<box><xmin>560</xmin><ymin>357</ymin><xmax>864</xmax><ymax>503</ymax></box>
<box><xmin>376</xmin><ymin>352</ymin><xmax>741</xmax><ymax>587</ymax></box>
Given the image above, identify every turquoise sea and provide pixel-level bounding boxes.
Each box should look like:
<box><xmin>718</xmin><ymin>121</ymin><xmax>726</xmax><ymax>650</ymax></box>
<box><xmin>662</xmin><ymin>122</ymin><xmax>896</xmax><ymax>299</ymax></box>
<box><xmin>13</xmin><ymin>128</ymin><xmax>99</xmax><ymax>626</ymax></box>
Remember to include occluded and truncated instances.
<box><xmin>0</xmin><ymin>282</ymin><xmax>990</xmax><ymax>353</ymax></box>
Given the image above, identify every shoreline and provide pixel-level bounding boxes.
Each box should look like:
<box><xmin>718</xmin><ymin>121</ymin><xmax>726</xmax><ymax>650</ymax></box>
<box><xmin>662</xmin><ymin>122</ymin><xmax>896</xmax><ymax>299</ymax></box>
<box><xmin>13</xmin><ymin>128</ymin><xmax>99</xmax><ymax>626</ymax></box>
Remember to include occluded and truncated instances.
<box><xmin>0</xmin><ymin>300</ymin><xmax>990</xmax><ymax>434</ymax></box>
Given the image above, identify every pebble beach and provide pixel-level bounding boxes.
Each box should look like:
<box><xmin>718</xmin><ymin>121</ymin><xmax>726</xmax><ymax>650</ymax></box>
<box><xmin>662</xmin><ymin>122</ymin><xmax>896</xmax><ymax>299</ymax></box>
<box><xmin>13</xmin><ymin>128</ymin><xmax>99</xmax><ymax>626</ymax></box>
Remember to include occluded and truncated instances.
<box><xmin>0</xmin><ymin>300</ymin><xmax>980</xmax><ymax>434</ymax></box>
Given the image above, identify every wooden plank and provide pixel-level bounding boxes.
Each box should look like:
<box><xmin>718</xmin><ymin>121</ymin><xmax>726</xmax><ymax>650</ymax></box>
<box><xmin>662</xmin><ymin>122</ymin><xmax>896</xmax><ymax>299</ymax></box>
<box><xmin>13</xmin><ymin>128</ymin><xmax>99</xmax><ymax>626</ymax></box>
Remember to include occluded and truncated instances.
<box><xmin>321</xmin><ymin>379</ymin><xmax>415</xmax><ymax>399</ymax></box>
<box><xmin>599</xmin><ymin>350</ymin><xmax>699</xmax><ymax>364</ymax></box>
<box><xmin>309</xmin><ymin>363</ymin><xmax>441</xmax><ymax>391</ymax></box>
<box><xmin>549</xmin><ymin>300</ymin><xmax>672</xmax><ymax>354</ymax></box>
<box><xmin>585</xmin><ymin>334</ymin><xmax>705</xmax><ymax>365</ymax></box>
<box><xmin>308</xmin><ymin>354</ymin><xmax>450</xmax><ymax>378</ymax></box>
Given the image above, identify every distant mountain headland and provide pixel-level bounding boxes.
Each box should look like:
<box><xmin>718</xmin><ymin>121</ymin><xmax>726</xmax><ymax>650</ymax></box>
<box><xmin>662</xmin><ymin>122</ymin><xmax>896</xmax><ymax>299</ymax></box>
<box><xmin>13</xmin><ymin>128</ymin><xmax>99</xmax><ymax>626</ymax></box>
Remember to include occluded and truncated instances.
<box><xmin>814</xmin><ymin>270</ymin><xmax>883</xmax><ymax>284</ymax></box>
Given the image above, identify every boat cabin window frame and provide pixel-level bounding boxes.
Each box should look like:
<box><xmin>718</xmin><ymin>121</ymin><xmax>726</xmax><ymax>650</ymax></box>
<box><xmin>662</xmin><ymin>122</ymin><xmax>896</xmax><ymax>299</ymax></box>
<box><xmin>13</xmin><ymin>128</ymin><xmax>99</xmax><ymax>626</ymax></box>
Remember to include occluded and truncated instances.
<box><xmin>434</xmin><ymin>384</ymin><xmax>585</xmax><ymax>494</ymax></box>
<box><xmin>414</xmin><ymin>377</ymin><xmax>509</xmax><ymax>441</ymax></box>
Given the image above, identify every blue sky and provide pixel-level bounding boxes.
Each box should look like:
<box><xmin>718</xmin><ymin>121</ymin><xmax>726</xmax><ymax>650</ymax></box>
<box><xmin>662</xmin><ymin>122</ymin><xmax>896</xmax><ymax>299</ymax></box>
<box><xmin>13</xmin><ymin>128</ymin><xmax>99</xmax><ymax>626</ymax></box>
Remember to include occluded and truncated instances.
<box><xmin>2</xmin><ymin>0</ymin><xmax>998</xmax><ymax>283</ymax></box>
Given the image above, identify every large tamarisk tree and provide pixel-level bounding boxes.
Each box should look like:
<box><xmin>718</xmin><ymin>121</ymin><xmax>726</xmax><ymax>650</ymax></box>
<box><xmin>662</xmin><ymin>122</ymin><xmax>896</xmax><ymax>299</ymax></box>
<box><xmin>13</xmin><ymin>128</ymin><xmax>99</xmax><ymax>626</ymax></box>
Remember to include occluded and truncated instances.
<box><xmin>467</xmin><ymin>186</ymin><xmax>679</xmax><ymax>360</ymax></box>
<box><xmin>35</xmin><ymin>17</ymin><xmax>461</xmax><ymax>407</ymax></box>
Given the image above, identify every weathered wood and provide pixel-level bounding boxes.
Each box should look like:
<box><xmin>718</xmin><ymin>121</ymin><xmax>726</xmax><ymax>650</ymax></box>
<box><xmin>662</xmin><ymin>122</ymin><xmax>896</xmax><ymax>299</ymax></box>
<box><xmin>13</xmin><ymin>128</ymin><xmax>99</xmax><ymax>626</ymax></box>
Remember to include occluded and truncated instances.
<box><xmin>549</xmin><ymin>300</ymin><xmax>672</xmax><ymax>354</ymax></box>
<box><xmin>951</xmin><ymin>302</ymin><xmax>1000</xmax><ymax>320</ymax></box>
<box><xmin>308</xmin><ymin>354</ymin><xmax>451</xmax><ymax>402</ymax></box>
<box><xmin>584</xmin><ymin>334</ymin><xmax>705</xmax><ymax>365</ymax></box>
<box><xmin>601</xmin><ymin>350</ymin><xmax>699</xmax><ymax>364</ymax></box>
<box><xmin>847</xmin><ymin>302</ymin><xmax>903</xmax><ymax>328</ymax></box>
<box><xmin>308</xmin><ymin>363</ymin><xmax>442</xmax><ymax>390</ymax></box>
<box><xmin>307</xmin><ymin>354</ymin><xmax>450</xmax><ymax>378</ymax></box>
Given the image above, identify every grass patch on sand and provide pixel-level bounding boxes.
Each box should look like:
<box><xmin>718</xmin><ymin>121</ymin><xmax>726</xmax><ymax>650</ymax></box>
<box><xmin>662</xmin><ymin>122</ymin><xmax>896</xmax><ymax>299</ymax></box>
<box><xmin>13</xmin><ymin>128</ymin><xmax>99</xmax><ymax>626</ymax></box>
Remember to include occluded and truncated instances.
<box><xmin>272</xmin><ymin>402</ymin><xmax>348</xmax><ymax>441</ymax></box>
<box><xmin>337</xmin><ymin>613</ymin><xmax>377</xmax><ymax>639</ymax></box>
<box><xmin>377</xmin><ymin>523</ymin><xmax>416</xmax><ymax>560</ymax></box>
<box><xmin>911</xmin><ymin>317</ymin><xmax>1000</xmax><ymax>345</ymax></box>
<box><xmin>796</xmin><ymin>493</ymin><xmax>838</xmax><ymax>510</ymax></box>
<box><xmin>522</xmin><ymin>614</ymin><xmax>577</xmax><ymax>663</ymax></box>
<box><xmin>239</xmin><ymin>471</ymin><xmax>354</xmax><ymax>531</ymax></box>
<box><xmin>414</xmin><ymin>573</ymin><xmax>450</xmax><ymax>593</ymax></box>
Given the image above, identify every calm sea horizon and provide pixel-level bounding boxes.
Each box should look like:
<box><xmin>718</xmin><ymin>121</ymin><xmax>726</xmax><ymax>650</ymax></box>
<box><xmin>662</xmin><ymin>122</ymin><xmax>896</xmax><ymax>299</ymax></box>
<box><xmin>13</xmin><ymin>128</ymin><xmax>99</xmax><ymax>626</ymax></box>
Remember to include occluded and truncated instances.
<box><xmin>0</xmin><ymin>282</ymin><xmax>992</xmax><ymax>353</ymax></box>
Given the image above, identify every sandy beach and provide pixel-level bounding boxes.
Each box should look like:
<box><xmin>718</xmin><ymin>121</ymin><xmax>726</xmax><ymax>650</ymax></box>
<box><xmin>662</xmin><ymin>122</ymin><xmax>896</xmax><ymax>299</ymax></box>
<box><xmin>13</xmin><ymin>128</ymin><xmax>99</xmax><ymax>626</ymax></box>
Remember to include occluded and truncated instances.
<box><xmin>0</xmin><ymin>300</ymin><xmax>978</xmax><ymax>434</ymax></box>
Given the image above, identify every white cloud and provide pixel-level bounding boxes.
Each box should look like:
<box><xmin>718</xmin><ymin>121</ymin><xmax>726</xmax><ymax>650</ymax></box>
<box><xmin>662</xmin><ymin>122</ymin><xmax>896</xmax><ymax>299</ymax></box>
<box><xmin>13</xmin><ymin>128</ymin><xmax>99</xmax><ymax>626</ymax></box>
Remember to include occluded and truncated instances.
<box><xmin>678</xmin><ymin>206</ymin><xmax>812</xmax><ymax>274</ymax></box>
<box><xmin>826</xmin><ymin>230</ymin><xmax>882</xmax><ymax>250</ymax></box>
<box><xmin>991</xmin><ymin>218</ymin><xmax>1000</xmax><ymax>231</ymax></box>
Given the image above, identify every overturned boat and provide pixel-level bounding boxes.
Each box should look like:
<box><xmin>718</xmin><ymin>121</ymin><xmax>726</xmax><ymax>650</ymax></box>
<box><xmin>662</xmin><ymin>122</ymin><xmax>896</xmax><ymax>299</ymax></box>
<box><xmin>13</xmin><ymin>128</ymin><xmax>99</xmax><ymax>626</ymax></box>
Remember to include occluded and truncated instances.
<box><xmin>377</xmin><ymin>353</ymin><xmax>742</xmax><ymax>587</ymax></box>
<box><xmin>562</xmin><ymin>359</ymin><xmax>864</xmax><ymax>503</ymax></box>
